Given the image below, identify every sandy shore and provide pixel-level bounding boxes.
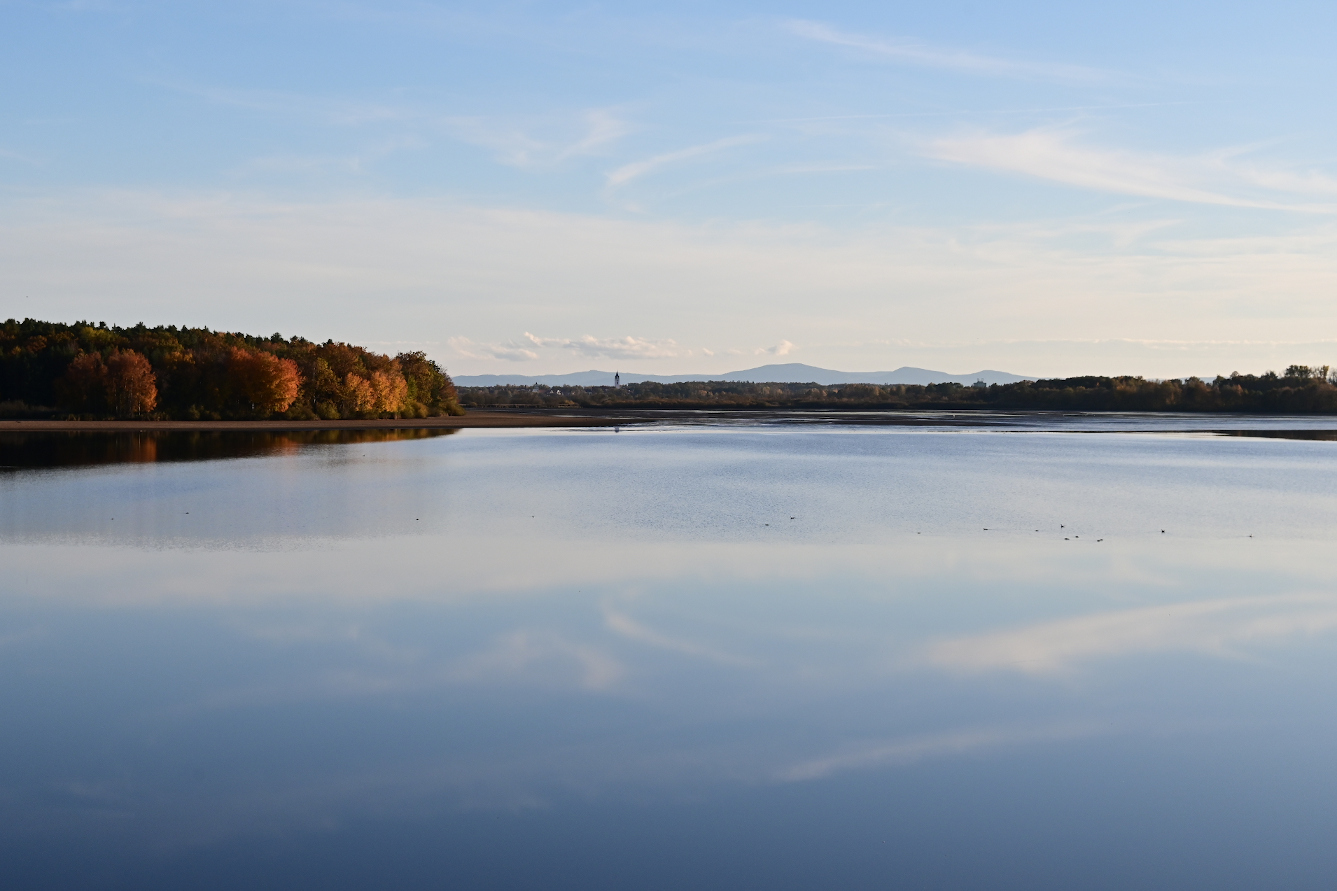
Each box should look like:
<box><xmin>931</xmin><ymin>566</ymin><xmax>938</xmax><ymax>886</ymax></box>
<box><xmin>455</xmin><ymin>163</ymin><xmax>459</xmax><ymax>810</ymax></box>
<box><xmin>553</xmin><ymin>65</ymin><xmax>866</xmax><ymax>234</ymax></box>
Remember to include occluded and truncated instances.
<box><xmin>0</xmin><ymin>412</ymin><xmax>641</xmax><ymax>433</ymax></box>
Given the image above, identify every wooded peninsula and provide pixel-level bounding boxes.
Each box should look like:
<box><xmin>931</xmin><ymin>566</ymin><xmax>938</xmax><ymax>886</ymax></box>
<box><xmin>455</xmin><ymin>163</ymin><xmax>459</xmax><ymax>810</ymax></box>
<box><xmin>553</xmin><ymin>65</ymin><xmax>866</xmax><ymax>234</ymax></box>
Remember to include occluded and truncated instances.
<box><xmin>1</xmin><ymin>319</ymin><xmax>462</xmax><ymax>420</ymax></box>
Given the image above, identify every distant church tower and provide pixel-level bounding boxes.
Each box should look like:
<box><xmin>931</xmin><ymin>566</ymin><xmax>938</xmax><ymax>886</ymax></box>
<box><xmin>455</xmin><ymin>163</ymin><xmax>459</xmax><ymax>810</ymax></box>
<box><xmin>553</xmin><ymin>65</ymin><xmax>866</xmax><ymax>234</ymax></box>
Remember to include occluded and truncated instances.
<box><xmin>615</xmin><ymin>371</ymin><xmax>620</xmax><ymax>387</ymax></box>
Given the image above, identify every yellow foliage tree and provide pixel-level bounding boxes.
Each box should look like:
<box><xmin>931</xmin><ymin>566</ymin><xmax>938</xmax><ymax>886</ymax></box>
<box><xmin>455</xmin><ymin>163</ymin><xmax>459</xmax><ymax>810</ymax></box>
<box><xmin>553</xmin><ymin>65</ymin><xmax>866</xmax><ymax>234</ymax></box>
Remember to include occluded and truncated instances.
<box><xmin>370</xmin><ymin>369</ymin><xmax>409</xmax><ymax>415</ymax></box>
<box><xmin>344</xmin><ymin>373</ymin><xmax>376</xmax><ymax>413</ymax></box>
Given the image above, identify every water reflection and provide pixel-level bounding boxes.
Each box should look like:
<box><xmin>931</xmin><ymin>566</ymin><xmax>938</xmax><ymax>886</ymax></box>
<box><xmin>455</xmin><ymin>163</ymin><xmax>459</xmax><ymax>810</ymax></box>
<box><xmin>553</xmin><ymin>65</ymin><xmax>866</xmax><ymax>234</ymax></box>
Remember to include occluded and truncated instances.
<box><xmin>925</xmin><ymin>592</ymin><xmax>1337</xmax><ymax>674</ymax></box>
<box><xmin>620</xmin><ymin>408</ymin><xmax>1337</xmax><ymax>436</ymax></box>
<box><xmin>0</xmin><ymin>428</ymin><xmax>457</xmax><ymax>470</ymax></box>
<box><xmin>3</xmin><ymin>423</ymin><xmax>1337</xmax><ymax>889</ymax></box>
<box><xmin>1217</xmin><ymin>428</ymin><xmax>1337</xmax><ymax>440</ymax></box>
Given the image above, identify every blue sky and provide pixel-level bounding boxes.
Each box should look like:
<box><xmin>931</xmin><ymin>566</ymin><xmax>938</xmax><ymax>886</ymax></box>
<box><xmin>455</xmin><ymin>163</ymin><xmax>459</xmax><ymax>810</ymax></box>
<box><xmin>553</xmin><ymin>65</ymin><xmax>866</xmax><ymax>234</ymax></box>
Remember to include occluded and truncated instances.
<box><xmin>4</xmin><ymin>0</ymin><xmax>1337</xmax><ymax>376</ymax></box>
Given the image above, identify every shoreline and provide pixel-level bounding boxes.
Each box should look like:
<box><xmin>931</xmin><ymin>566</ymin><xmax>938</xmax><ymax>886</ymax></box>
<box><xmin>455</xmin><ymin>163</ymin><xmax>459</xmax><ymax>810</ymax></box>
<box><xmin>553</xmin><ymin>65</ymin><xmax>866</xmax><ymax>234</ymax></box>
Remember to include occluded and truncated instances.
<box><xmin>5</xmin><ymin>408</ymin><xmax>1337</xmax><ymax>436</ymax></box>
<box><xmin>0</xmin><ymin>411</ymin><xmax>643</xmax><ymax>433</ymax></box>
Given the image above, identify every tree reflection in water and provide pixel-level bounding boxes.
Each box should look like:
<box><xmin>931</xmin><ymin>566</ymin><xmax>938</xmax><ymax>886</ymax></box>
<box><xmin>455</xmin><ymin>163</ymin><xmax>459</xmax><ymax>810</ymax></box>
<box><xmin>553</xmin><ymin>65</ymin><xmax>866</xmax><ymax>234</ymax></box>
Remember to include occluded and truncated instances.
<box><xmin>0</xmin><ymin>428</ymin><xmax>459</xmax><ymax>470</ymax></box>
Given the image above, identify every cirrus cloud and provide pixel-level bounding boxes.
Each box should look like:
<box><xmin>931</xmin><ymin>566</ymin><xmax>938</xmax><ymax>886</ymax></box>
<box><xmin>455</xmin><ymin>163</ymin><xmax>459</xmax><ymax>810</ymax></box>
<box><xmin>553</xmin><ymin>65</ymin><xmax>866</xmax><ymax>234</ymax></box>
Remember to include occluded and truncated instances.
<box><xmin>784</xmin><ymin>19</ymin><xmax>1109</xmax><ymax>83</ymax></box>
<box><xmin>606</xmin><ymin>135</ymin><xmax>765</xmax><ymax>188</ymax></box>
<box><xmin>928</xmin><ymin>128</ymin><xmax>1337</xmax><ymax>212</ymax></box>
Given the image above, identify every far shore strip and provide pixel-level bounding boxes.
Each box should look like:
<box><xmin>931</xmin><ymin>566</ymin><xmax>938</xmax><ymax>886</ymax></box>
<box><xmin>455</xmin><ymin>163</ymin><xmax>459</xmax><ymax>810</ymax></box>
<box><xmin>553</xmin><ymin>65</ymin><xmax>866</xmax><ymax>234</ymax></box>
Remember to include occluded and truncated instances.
<box><xmin>0</xmin><ymin>412</ymin><xmax>643</xmax><ymax>432</ymax></box>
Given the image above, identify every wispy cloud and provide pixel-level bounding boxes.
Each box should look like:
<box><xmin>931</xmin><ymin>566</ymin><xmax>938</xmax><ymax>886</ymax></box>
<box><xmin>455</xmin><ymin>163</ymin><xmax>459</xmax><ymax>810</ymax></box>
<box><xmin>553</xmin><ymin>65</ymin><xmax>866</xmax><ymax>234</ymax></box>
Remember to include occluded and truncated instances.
<box><xmin>928</xmin><ymin>128</ymin><xmax>1337</xmax><ymax>211</ymax></box>
<box><xmin>447</xmin><ymin>108</ymin><xmax>631</xmax><ymax>168</ymax></box>
<box><xmin>1207</xmin><ymin>151</ymin><xmax>1337</xmax><ymax>198</ymax></box>
<box><xmin>925</xmin><ymin>593</ymin><xmax>1337</xmax><ymax>675</ymax></box>
<box><xmin>606</xmin><ymin>135</ymin><xmax>764</xmax><ymax>188</ymax></box>
<box><xmin>159</xmin><ymin>78</ymin><xmax>631</xmax><ymax>171</ymax></box>
<box><xmin>784</xmin><ymin>19</ymin><xmax>1108</xmax><ymax>83</ymax></box>
<box><xmin>442</xmin><ymin>119</ymin><xmax>545</xmax><ymax>167</ymax></box>
<box><xmin>555</xmin><ymin>110</ymin><xmax>632</xmax><ymax>161</ymax></box>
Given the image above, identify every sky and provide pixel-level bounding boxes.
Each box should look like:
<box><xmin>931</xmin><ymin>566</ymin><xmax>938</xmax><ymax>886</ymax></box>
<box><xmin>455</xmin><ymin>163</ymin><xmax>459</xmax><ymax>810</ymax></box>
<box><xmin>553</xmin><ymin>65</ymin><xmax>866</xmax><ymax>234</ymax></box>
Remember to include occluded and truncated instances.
<box><xmin>3</xmin><ymin>0</ymin><xmax>1337</xmax><ymax>378</ymax></box>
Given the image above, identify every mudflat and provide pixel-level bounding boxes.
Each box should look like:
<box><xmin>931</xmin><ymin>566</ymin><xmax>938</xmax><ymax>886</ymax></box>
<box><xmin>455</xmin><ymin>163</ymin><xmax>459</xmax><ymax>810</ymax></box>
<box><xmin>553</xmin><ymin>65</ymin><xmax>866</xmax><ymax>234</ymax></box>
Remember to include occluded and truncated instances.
<box><xmin>0</xmin><ymin>411</ymin><xmax>639</xmax><ymax>432</ymax></box>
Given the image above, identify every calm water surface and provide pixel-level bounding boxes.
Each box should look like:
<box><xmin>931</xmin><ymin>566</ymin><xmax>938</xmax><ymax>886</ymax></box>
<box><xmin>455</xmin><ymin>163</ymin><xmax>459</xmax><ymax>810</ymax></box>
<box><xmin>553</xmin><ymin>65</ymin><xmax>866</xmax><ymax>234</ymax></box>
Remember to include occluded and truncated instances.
<box><xmin>3</xmin><ymin>418</ymin><xmax>1337</xmax><ymax>889</ymax></box>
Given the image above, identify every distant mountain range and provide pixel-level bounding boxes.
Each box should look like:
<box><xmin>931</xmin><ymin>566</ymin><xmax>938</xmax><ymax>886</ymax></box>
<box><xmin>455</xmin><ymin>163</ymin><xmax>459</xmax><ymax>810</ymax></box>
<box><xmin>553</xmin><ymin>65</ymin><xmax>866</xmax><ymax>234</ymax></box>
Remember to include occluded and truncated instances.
<box><xmin>454</xmin><ymin>363</ymin><xmax>1033</xmax><ymax>387</ymax></box>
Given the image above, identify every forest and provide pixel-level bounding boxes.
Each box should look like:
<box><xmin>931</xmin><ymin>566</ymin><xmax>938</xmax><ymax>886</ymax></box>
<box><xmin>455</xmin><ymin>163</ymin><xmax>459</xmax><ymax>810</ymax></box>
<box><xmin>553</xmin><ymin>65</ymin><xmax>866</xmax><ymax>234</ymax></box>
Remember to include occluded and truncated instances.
<box><xmin>459</xmin><ymin>366</ymin><xmax>1337</xmax><ymax>413</ymax></box>
<box><xmin>0</xmin><ymin>318</ymin><xmax>462</xmax><ymax>420</ymax></box>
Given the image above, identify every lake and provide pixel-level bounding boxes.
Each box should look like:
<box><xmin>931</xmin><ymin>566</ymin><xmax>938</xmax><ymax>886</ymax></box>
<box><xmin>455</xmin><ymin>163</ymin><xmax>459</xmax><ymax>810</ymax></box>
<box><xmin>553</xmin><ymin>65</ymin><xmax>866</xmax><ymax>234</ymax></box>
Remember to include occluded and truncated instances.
<box><xmin>3</xmin><ymin>415</ymin><xmax>1337</xmax><ymax>889</ymax></box>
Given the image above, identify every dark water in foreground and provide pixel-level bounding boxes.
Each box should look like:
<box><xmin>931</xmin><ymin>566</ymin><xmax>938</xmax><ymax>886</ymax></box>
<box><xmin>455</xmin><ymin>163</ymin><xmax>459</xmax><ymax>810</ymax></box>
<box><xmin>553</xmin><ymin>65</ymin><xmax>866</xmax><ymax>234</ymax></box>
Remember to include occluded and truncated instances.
<box><xmin>3</xmin><ymin>416</ymin><xmax>1337</xmax><ymax>889</ymax></box>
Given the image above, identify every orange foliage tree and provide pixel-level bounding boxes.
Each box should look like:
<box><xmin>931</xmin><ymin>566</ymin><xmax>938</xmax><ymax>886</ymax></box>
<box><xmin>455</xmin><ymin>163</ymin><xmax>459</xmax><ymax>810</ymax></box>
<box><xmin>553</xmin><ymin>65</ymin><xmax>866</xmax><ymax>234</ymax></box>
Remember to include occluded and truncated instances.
<box><xmin>228</xmin><ymin>347</ymin><xmax>302</xmax><ymax>414</ymax></box>
<box><xmin>104</xmin><ymin>349</ymin><xmax>158</xmax><ymax>417</ymax></box>
<box><xmin>7</xmin><ymin>319</ymin><xmax>463</xmax><ymax>419</ymax></box>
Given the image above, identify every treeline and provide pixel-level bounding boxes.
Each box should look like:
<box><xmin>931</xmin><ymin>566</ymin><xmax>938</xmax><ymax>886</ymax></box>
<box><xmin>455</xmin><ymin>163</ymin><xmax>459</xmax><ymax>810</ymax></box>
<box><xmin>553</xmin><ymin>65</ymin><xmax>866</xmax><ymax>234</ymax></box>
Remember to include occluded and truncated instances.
<box><xmin>1</xmin><ymin>318</ymin><xmax>462</xmax><ymax>420</ymax></box>
<box><xmin>461</xmin><ymin>365</ymin><xmax>1337</xmax><ymax>413</ymax></box>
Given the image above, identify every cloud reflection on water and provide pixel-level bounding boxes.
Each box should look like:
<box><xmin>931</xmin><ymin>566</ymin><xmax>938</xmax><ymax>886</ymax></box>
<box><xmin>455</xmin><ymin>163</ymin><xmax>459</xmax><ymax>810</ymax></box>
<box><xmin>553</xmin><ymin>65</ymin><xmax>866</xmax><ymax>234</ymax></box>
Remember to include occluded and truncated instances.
<box><xmin>777</xmin><ymin>721</ymin><xmax>1107</xmax><ymax>782</ymax></box>
<box><xmin>5</xmin><ymin>426</ymin><xmax>1337</xmax><ymax>879</ymax></box>
<box><xmin>451</xmin><ymin>630</ymin><xmax>624</xmax><ymax>690</ymax></box>
<box><xmin>604</xmin><ymin>607</ymin><xmax>759</xmax><ymax>668</ymax></box>
<box><xmin>926</xmin><ymin>592</ymin><xmax>1337</xmax><ymax>674</ymax></box>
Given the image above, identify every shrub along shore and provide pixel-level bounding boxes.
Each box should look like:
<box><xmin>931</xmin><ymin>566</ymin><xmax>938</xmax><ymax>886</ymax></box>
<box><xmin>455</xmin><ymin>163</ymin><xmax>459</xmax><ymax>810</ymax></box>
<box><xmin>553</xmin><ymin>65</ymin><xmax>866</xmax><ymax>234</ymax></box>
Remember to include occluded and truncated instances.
<box><xmin>1</xmin><ymin>319</ymin><xmax>462</xmax><ymax>420</ymax></box>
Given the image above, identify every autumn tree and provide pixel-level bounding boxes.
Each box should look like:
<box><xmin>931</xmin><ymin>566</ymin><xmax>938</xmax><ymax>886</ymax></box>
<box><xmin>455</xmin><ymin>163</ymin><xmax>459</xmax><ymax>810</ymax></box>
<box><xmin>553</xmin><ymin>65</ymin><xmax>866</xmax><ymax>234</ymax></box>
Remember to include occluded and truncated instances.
<box><xmin>344</xmin><ymin>373</ymin><xmax>377</xmax><ymax>413</ymax></box>
<box><xmin>55</xmin><ymin>351</ymin><xmax>108</xmax><ymax>413</ymax></box>
<box><xmin>6</xmin><ymin>318</ymin><xmax>459</xmax><ymax>418</ymax></box>
<box><xmin>228</xmin><ymin>347</ymin><xmax>301</xmax><ymax>414</ymax></box>
<box><xmin>104</xmin><ymin>349</ymin><xmax>158</xmax><ymax>417</ymax></box>
<box><xmin>370</xmin><ymin>368</ymin><xmax>409</xmax><ymax>415</ymax></box>
<box><xmin>396</xmin><ymin>350</ymin><xmax>463</xmax><ymax>416</ymax></box>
